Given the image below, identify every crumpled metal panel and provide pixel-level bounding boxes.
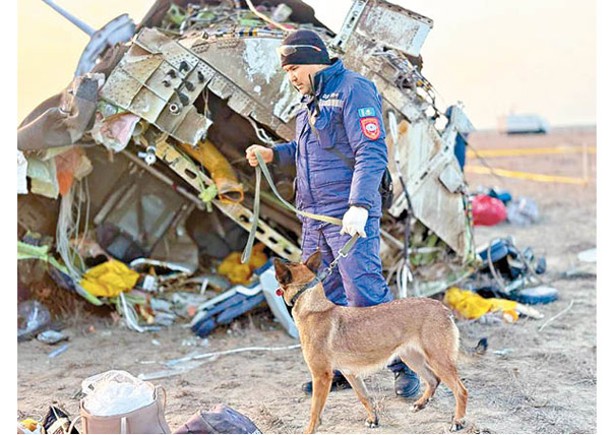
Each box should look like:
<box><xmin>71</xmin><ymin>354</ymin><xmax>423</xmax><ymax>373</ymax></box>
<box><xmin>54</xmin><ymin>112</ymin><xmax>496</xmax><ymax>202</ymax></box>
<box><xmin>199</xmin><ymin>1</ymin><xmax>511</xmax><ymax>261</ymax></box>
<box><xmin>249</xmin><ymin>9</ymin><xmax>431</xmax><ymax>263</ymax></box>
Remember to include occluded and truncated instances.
<box><xmin>356</xmin><ymin>0</ymin><xmax>433</xmax><ymax>57</ymax></box>
<box><xmin>387</xmin><ymin>119</ymin><xmax>470</xmax><ymax>257</ymax></box>
<box><xmin>135</xmin><ymin>28</ymin><xmax>201</xmax><ymax>72</ymax></box>
<box><xmin>99</xmin><ymin>28</ymin><xmax>213</xmax><ymax>145</ymax></box>
<box><xmin>173</xmin><ymin>106</ymin><xmax>213</xmax><ymax>146</ymax></box>
<box><xmin>103</xmin><ymin>27</ymin><xmax>301</xmax><ymax>144</ymax></box>
<box><xmin>130</xmin><ymin>86</ymin><xmax>167</xmax><ymax>122</ymax></box>
<box><xmin>181</xmin><ymin>33</ymin><xmax>301</xmax><ymax>139</ymax></box>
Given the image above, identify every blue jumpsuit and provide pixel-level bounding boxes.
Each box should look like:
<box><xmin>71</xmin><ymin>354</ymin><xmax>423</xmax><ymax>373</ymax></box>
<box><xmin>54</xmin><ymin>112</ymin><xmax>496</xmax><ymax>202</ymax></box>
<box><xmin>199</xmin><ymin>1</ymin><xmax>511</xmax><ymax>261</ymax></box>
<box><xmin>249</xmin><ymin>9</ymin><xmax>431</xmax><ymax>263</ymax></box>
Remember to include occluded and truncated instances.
<box><xmin>273</xmin><ymin>59</ymin><xmax>392</xmax><ymax>308</ymax></box>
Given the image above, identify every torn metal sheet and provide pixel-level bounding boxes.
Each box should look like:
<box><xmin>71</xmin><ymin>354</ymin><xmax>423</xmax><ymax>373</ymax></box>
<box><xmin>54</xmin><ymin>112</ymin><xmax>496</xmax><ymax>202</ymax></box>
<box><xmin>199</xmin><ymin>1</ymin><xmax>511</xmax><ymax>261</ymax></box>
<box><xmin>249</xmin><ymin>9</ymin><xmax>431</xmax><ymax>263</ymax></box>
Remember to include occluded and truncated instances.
<box><xmin>385</xmin><ymin>119</ymin><xmax>472</xmax><ymax>257</ymax></box>
<box><xmin>338</xmin><ymin>0</ymin><xmax>433</xmax><ymax>57</ymax></box>
<box><xmin>18</xmin><ymin>73</ymin><xmax>103</xmax><ymax>151</ymax></box>
<box><xmin>99</xmin><ymin>28</ymin><xmax>213</xmax><ymax>145</ymax></box>
<box><xmin>17</xmin><ymin>150</ymin><xmax>28</xmax><ymax>194</ymax></box>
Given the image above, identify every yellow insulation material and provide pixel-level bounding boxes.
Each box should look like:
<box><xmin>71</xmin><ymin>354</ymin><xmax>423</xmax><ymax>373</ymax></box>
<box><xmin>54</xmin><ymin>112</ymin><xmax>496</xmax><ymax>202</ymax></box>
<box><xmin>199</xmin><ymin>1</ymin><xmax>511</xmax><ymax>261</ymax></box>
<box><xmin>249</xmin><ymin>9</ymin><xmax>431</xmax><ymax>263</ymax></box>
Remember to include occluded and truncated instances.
<box><xmin>218</xmin><ymin>243</ymin><xmax>268</xmax><ymax>284</ymax></box>
<box><xmin>178</xmin><ymin>139</ymin><xmax>244</xmax><ymax>203</ymax></box>
<box><xmin>80</xmin><ymin>260</ymin><xmax>140</xmax><ymax>298</ymax></box>
<box><xmin>444</xmin><ymin>287</ymin><xmax>519</xmax><ymax>322</ymax></box>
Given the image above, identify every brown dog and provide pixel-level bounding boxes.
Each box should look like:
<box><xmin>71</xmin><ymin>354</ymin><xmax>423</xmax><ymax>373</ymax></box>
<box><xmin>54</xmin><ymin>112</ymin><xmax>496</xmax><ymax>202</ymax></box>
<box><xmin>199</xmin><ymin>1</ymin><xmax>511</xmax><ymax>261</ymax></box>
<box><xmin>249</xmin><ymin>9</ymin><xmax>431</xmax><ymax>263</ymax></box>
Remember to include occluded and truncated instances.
<box><xmin>273</xmin><ymin>252</ymin><xmax>468</xmax><ymax>434</ymax></box>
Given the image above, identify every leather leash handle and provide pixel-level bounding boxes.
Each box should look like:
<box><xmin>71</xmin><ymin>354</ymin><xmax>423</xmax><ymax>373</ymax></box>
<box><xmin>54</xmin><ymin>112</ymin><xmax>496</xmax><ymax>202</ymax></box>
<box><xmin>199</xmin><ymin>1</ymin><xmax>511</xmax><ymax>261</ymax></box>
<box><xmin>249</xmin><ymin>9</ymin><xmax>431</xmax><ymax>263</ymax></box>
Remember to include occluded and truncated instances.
<box><xmin>255</xmin><ymin>151</ymin><xmax>342</xmax><ymax>226</ymax></box>
<box><xmin>241</xmin><ymin>159</ymin><xmax>261</xmax><ymax>264</ymax></box>
<box><xmin>241</xmin><ymin>151</ymin><xmax>343</xmax><ymax>264</ymax></box>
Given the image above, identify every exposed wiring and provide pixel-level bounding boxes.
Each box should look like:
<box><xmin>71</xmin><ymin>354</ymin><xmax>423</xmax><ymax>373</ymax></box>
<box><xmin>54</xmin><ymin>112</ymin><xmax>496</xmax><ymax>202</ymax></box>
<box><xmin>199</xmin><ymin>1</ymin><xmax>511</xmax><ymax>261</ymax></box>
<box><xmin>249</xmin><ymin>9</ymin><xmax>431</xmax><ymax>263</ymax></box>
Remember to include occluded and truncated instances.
<box><xmin>243</xmin><ymin>0</ymin><xmax>291</xmax><ymax>32</ymax></box>
<box><xmin>466</xmin><ymin>142</ymin><xmax>506</xmax><ymax>184</ymax></box>
<box><xmin>118</xmin><ymin>292</ymin><xmax>145</xmax><ymax>333</ymax></box>
<box><xmin>538</xmin><ymin>299</ymin><xmax>574</xmax><ymax>332</ymax></box>
<box><xmin>248</xmin><ymin>117</ymin><xmax>276</xmax><ymax>146</ymax></box>
<box><xmin>56</xmin><ymin>180</ymin><xmax>88</xmax><ymax>279</ymax></box>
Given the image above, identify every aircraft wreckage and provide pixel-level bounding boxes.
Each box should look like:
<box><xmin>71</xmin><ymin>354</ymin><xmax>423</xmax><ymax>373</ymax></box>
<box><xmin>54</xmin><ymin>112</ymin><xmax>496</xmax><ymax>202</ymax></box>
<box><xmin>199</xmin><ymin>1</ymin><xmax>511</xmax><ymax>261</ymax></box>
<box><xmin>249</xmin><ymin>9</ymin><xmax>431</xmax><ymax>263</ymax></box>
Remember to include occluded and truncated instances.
<box><xmin>18</xmin><ymin>0</ymin><xmax>476</xmax><ymax>336</ymax></box>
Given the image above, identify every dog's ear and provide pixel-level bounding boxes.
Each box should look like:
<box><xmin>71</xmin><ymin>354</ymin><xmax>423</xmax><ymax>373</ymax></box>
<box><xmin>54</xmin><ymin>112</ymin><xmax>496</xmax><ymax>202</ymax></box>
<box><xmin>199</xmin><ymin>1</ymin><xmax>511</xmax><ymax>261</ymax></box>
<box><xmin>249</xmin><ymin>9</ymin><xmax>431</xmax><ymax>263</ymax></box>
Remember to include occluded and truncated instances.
<box><xmin>273</xmin><ymin>257</ymin><xmax>292</xmax><ymax>285</ymax></box>
<box><xmin>304</xmin><ymin>250</ymin><xmax>322</xmax><ymax>273</ymax></box>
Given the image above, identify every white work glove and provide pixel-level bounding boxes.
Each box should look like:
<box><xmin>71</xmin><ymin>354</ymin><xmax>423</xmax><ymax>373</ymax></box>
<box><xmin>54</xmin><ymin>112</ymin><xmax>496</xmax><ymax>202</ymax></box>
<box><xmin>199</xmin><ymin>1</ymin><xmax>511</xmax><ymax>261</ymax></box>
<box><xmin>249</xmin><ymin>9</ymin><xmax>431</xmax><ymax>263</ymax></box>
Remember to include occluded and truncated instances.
<box><xmin>340</xmin><ymin>206</ymin><xmax>368</xmax><ymax>238</ymax></box>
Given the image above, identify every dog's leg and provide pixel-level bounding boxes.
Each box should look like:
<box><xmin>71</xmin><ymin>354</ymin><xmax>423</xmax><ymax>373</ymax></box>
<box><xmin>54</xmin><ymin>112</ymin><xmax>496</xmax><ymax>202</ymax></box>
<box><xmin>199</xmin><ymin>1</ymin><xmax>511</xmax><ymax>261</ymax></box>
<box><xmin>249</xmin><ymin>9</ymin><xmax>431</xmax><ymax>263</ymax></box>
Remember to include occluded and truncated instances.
<box><xmin>342</xmin><ymin>373</ymin><xmax>378</xmax><ymax>428</ymax></box>
<box><xmin>399</xmin><ymin>350</ymin><xmax>439</xmax><ymax>412</ymax></box>
<box><xmin>305</xmin><ymin>369</ymin><xmax>332</xmax><ymax>434</ymax></box>
<box><xmin>426</xmin><ymin>356</ymin><xmax>468</xmax><ymax>431</ymax></box>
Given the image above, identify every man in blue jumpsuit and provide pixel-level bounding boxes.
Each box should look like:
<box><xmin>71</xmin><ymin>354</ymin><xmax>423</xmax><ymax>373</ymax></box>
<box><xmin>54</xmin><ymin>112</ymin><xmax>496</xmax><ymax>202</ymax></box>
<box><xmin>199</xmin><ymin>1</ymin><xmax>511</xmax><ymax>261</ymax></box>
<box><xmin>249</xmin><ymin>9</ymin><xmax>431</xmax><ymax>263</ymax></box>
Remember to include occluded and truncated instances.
<box><xmin>246</xmin><ymin>29</ymin><xmax>420</xmax><ymax>398</ymax></box>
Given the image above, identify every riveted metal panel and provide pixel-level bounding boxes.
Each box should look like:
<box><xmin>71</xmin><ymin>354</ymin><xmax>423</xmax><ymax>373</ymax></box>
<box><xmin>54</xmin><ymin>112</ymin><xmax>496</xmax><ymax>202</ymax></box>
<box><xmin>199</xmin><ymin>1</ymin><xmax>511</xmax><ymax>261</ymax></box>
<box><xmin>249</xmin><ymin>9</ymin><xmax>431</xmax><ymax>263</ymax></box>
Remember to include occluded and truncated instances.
<box><xmin>152</xmin><ymin>93</ymin><xmax>187</xmax><ymax>133</ymax></box>
<box><xmin>130</xmin><ymin>86</ymin><xmax>166</xmax><ymax>123</ymax></box>
<box><xmin>99</xmin><ymin>68</ymin><xmax>142</xmax><ymax>109</ymax></box>
<box><xmin>118</xmin><ymin>54</ymin><xmax>162</xmax><ymax>83</ymax></box>
<box><xmin>227</xmin><ymin>90</ymin><xmax>253</xmax><ymax>117</ymax></box>
<box><xmin>207</xmin><ymin>75</ymin><xmax>235</xmax><ymax>99</ymax></box>
<box><xmin>172</xmin><ymin>106</ymin><xmax>211</xmax><ymax>146</ymax></box>
<box><xmin>146</xmin><ymin>61</ymin><xmax>181</xmax><ymax>101</ymax></box>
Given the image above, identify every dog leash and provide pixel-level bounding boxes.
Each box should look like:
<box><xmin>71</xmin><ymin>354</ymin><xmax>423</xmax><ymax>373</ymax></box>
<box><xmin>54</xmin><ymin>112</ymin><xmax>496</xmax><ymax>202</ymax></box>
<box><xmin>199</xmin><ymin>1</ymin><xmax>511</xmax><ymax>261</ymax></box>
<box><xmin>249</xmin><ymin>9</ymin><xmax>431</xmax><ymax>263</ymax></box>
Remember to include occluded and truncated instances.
<box><xmin>285</xmin><ymin>233</ymin><xmax>359</xmax><ymax>306</ymax></box>
<box><xmin>241</xmin><ymin>150</ymin><xmax>356</xmax><ymax>263</ymax></box>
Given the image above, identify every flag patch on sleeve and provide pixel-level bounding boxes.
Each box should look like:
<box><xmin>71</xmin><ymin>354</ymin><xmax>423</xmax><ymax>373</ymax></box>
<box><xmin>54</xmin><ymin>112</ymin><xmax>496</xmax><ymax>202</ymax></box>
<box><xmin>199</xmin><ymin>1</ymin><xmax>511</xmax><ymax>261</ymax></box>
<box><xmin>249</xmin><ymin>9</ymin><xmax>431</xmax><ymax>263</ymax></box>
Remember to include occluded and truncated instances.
<box><xmin>357</xmin><ymin>107</ymin><xmax>376</xmax><ymax>118</ymax></box>
<box><xmin>360</xmin><ymin>117</ymin><xmax>381</xmax><ymax>140</ymax></box>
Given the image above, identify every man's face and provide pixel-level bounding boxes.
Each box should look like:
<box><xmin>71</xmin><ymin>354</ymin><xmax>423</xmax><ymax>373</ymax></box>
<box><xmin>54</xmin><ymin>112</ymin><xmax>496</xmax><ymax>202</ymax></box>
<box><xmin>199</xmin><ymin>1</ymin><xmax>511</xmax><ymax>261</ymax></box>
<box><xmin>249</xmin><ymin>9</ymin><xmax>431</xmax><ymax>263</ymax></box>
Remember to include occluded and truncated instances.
<box><xmin>282</xmin><ymin>64</ymin><xmax>325</xmax><ymax>95</ymax></box>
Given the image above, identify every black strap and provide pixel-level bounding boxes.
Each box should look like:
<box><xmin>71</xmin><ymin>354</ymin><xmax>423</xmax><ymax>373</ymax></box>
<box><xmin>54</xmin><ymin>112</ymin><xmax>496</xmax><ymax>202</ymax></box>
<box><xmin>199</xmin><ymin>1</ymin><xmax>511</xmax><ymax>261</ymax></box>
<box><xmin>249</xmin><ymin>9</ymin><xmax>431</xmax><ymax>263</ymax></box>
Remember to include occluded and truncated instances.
<box><xmin>289</xmin><ymin>234</ymin><xmax>359</xmax><ymax>306</ymax></box>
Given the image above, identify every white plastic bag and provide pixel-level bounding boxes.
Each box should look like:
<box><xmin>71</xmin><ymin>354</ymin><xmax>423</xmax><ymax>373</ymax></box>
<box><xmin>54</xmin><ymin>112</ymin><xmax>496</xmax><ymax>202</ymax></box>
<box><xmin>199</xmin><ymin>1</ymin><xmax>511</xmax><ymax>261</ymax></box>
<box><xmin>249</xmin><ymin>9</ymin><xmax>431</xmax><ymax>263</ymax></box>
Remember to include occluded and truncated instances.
<box><xmin>81</xmin><ymin>370</ymin><xmax>154</xmax><ymax>416</ymax></box>
<box><xmin>506</xmin><ymin>197</ymin><xmax>539</xmax><ymax>226</ymax></box>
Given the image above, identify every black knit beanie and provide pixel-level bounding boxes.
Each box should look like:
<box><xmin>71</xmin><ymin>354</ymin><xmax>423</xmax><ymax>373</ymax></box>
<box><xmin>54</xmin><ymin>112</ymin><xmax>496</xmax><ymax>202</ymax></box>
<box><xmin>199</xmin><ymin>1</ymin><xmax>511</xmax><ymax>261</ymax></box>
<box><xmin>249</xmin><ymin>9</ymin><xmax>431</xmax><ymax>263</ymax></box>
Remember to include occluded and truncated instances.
<box><xmin>279</xmin><ymin>29</ymin><xmax>331</xmax><ymax>67</ymax></box>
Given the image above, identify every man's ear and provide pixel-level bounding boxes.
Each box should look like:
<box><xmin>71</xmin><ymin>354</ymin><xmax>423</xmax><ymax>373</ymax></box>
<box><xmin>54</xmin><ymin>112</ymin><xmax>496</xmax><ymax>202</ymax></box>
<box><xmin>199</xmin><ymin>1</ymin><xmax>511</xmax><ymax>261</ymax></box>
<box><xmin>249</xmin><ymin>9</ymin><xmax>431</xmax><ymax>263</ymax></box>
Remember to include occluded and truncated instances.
<box><xmin>304</xmin><ymin>250</ymin><xmax>322</xmax><ymax>273</ymax></box>
<box><xmin>273</xmin><ymin>258</ymin><xmax>292</xmax><ymax>285</ymax></box>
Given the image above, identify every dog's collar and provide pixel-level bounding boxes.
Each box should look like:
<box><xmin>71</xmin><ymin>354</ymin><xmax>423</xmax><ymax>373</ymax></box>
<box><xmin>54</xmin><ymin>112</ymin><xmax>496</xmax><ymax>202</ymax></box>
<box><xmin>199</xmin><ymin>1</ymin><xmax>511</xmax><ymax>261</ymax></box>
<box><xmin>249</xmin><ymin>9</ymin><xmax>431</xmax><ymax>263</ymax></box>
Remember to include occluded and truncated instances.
<box><xmin>288</xmin><ymin>268</ymin><xmax>330</xmax><ymax>306</ymax></box>
<box><xmin>289</xmin><ymin>277</ymin><xmax>320</xmax><ymax>306</ymax></box>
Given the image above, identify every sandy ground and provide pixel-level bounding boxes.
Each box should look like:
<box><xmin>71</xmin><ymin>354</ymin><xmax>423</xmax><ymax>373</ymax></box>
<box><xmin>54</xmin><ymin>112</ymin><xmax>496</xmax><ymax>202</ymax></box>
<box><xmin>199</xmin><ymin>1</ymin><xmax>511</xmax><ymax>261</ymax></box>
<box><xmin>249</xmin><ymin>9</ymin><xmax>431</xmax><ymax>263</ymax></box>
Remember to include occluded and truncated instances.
<box><xmin>17</xmin><ymin>127</ymin><xmax>597</xmax><ymax>434</ymax></box>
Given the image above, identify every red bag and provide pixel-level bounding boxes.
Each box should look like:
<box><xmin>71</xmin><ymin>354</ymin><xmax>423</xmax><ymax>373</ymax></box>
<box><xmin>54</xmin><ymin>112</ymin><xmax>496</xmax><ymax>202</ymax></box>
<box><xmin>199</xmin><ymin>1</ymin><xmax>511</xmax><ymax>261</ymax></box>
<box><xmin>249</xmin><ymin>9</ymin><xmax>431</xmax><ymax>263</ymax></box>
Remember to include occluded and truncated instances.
<box><xmin>471</xmin><ymin>194</ymin><xmax>507</xmax><ymax>226</ymax></box>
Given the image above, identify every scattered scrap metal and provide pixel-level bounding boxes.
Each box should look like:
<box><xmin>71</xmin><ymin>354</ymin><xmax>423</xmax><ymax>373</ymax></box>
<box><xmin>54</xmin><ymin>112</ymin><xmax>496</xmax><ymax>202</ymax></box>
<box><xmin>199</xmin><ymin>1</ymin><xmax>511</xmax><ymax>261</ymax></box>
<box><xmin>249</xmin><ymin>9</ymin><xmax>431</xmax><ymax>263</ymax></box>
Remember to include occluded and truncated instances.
<box><xmin>18</xmin><ymin>0</ymin><xmax>481</xmax><ymax>337</ymax></box>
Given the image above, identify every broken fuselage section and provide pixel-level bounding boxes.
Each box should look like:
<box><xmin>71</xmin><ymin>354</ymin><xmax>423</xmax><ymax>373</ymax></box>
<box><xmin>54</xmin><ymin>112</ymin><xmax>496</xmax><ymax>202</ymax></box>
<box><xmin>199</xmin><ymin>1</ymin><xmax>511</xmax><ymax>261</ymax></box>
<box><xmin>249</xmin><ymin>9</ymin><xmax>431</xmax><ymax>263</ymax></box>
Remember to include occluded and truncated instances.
<box><xmin>19</xmin><ymin>0</ymin><xmax>476</xmax><ymax>304</ymax></box>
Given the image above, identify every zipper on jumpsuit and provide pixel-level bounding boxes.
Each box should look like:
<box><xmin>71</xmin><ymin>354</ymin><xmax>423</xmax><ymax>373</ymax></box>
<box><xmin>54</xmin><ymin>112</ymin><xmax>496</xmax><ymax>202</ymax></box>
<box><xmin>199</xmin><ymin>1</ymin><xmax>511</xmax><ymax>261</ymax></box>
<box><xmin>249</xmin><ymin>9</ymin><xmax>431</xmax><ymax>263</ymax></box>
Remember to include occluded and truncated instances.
<box><xmin>298</xmin><ymin>69</ymin><xmax>331</xmax><ymax>229</ymax></box>
<box><xmin>295</xmin><ymin>113</ymin><xmax>311</xmax><ymax>219</ymax></box>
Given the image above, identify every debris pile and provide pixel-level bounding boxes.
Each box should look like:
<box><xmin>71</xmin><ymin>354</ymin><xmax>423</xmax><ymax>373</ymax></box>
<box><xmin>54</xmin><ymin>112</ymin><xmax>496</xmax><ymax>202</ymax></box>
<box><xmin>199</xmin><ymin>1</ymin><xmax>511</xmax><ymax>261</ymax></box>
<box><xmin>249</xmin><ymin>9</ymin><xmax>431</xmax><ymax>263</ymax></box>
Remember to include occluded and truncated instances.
<box><xmin>17</xmin><ymin>0</ymin><xmax>562</xmax><ymax>344</ymax></box>
<box><xmin>18</xmin><ymin>0</ymin><xmax>482</xmax><ymax>338</ymax></box>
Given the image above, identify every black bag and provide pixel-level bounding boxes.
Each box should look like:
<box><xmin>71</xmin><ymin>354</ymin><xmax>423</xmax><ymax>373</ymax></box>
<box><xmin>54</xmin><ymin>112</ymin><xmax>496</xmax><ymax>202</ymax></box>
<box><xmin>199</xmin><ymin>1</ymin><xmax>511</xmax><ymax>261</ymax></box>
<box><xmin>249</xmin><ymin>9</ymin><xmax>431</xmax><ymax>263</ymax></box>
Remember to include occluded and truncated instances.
<box><xmin>173</xmin><ymin>404</ymin><xmax>262</xmax><ymax>434</ymax></box>
<box><xmin>379</xmin><ymin>167</ymin><xmax>394</xmax><ymax>211</ymax></box>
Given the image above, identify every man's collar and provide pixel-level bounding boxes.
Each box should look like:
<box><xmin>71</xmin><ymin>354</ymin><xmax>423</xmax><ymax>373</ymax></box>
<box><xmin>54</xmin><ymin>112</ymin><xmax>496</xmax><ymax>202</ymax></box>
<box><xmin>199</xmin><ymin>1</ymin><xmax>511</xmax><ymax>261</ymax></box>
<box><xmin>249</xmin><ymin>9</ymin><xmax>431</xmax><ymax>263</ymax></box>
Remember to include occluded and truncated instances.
<box><xmin>301</xmin><ymin>58</ymin><xmax>344</xmax><ymax>105</ymax></box>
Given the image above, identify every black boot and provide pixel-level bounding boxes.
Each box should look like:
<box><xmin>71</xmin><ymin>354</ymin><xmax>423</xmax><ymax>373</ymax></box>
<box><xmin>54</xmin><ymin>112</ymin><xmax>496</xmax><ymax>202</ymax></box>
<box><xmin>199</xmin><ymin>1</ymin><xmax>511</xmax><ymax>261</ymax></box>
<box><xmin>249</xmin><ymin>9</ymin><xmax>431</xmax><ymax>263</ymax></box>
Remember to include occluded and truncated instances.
<box><xmin>301</xmin><ymin>370</ymin><xmax>352</xmax><ymax>395</ymax></box>
<box><xmin>393</xmin><ymin>364</ymin><xmax>421</xmax><ymax>398</ymax></box>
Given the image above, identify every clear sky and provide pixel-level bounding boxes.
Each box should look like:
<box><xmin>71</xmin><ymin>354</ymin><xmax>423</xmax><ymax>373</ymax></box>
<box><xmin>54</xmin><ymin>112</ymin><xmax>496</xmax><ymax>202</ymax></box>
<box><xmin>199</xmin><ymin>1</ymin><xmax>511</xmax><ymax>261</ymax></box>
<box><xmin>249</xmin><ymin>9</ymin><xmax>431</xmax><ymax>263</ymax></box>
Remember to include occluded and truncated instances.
<box><xmin>17</xmin><ymin>0</ymin><xmax>596</xmax><ymax>130</ymax></box>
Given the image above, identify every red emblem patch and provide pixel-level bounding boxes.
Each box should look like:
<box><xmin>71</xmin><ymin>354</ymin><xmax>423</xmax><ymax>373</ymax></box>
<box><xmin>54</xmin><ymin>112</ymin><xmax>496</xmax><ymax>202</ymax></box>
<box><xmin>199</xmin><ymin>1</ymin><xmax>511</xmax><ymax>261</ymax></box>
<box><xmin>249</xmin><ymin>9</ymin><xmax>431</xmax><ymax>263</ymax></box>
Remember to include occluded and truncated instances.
<box><xmin>359</xmin><ymin>117</ymin><xmax>380</xmax><ymax>140</ymax></box>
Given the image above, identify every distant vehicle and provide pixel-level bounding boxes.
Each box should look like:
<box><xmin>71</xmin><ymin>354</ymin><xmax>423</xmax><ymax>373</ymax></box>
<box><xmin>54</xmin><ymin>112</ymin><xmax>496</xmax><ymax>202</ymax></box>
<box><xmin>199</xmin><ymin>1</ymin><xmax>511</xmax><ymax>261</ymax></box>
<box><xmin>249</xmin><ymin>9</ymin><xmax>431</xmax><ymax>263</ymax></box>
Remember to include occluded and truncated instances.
<box><xmin>498</xmin><ymin>114</ymin><xmax>550</xmax><ymax>134</ymax></box>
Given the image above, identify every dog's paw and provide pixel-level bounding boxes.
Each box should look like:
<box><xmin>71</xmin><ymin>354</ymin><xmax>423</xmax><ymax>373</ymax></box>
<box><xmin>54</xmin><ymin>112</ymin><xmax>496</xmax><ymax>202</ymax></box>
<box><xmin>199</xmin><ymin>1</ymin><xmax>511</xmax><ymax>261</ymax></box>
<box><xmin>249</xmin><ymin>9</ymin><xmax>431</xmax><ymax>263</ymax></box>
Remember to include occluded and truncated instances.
<box><xmin>365</xmin><ymin>417</ymin><xmax>379</xmax><ymax>428</ymax></box>
<box><xmin>410</xmin><ymin>400</ymin><xmax>427</xmax><ymax>413</ymax></box>
<box><xmin>450</xmin><ymin>419</ymin><xmax>465</xmax><ymax>432</ymax></box>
